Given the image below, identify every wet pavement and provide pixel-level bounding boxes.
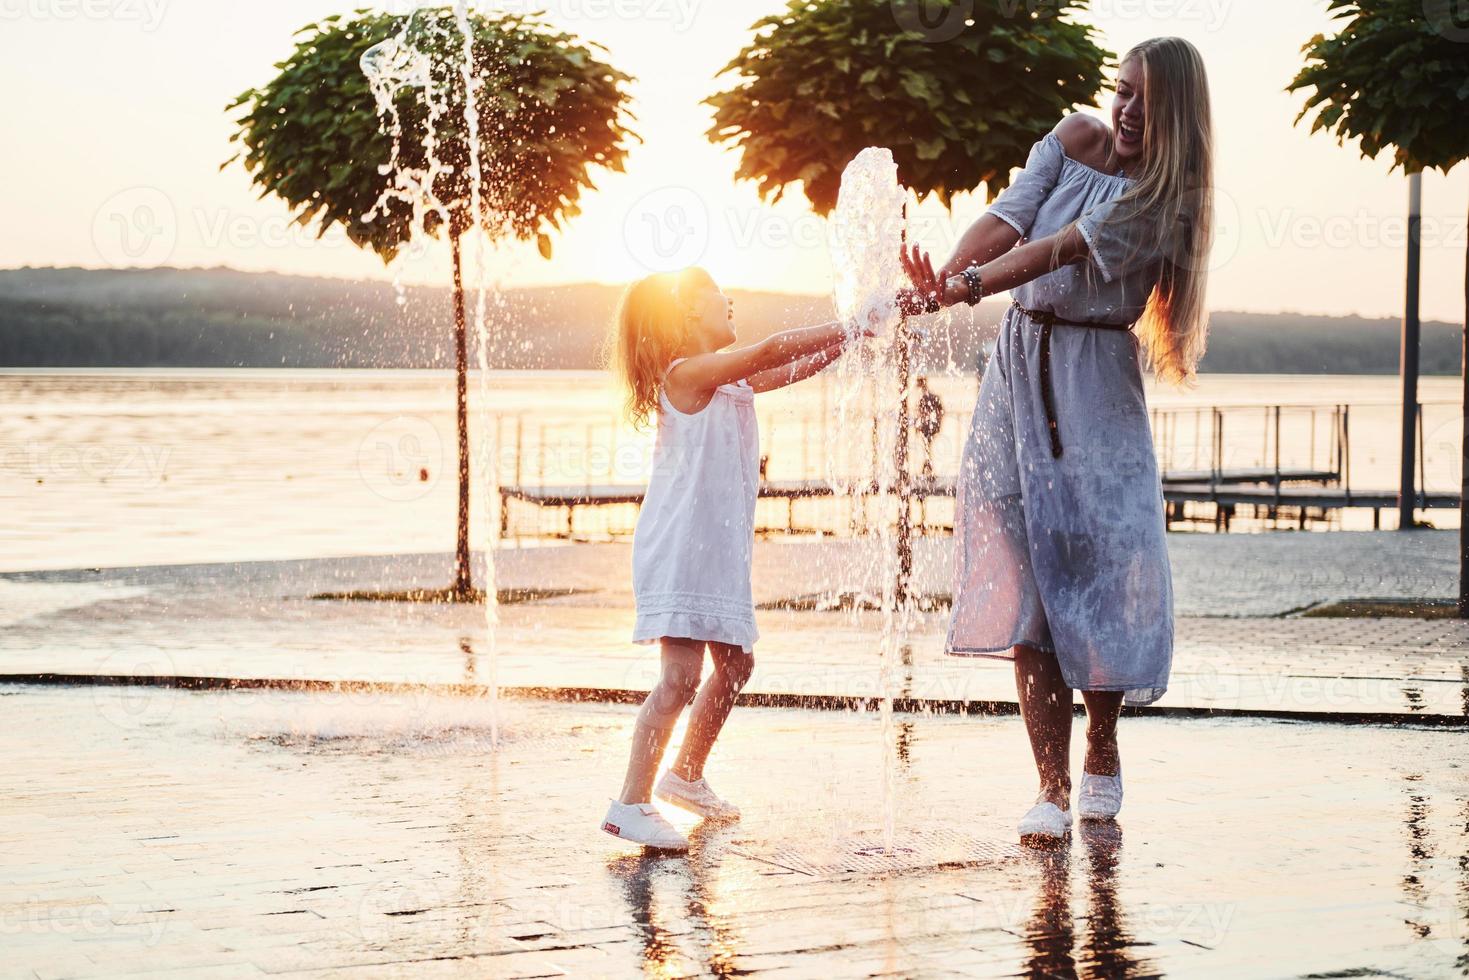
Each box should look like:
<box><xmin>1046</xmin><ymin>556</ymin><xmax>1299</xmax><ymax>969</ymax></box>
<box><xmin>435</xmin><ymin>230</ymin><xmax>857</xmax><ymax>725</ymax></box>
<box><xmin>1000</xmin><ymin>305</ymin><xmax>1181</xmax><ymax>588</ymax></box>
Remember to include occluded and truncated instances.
<box><xmin>3</xmin><ymin>530</ymin><xmax>1466</xmax><ymax>974</ymax></box>
<box><xmin>4</xmin><ymin>684</ymin><xmax>1467</xmax><ymax>978</ymax></box>
<box><xmin>1</xmin><ymin>531</ymin><xmax>1465</xmax><ymax>722</ymax></box>
<box><xmin>3</xmin><ymin>529</ymin><xmax>1456</xmax><ymax>617</ymax></box>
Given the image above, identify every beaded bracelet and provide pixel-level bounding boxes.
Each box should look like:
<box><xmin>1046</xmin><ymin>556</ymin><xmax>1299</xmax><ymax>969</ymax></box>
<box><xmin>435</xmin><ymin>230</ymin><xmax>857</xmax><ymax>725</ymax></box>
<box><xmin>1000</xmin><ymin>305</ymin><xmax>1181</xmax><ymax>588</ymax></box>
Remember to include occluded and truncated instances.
<box><xmin>961</xmin><ymin>266</ymin><xmax>984</xmax><ymax>306</ymax></box>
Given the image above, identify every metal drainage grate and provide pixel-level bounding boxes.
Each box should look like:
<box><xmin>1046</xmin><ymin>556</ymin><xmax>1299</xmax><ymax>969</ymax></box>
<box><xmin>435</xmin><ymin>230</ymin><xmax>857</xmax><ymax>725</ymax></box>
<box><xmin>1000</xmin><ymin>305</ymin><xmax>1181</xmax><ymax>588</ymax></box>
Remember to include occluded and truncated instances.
<box><xmin>734</xmin><ymin>828</ymin><xmax>1024</xmax><ymax>877</ymax></box>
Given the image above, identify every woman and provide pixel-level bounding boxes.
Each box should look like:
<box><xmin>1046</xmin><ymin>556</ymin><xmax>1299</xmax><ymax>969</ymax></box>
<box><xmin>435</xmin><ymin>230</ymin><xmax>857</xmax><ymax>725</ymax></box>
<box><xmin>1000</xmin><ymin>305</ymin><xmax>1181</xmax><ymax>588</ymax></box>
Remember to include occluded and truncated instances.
<box><xmin>900</xmin><ymin>37</ymin><xmax>1214</xmax><ymax>845</ymax></box>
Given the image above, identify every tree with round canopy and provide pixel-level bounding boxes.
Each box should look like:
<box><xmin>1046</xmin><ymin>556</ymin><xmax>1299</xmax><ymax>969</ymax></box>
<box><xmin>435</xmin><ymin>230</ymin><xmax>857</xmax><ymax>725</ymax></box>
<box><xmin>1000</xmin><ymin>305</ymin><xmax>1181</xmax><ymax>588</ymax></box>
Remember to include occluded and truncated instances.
<box><xmin>226</xmin><ymin>7</ymin><xmax>635</xmax><ymax>599</ymax></box>
<box><xmin>706</xmin><ymin>0</ymin><xmax>1110</xmax><ymax>216</ymax></box>
<box><xmin>706</xmin><ymin>0</ymin><xmax>1110</xmax><ymax>601</ymax></box>
<box><xmin>1288</xmin><ymin>0</ymin><xmax>1469</xmax><ymax>615</ymax></box>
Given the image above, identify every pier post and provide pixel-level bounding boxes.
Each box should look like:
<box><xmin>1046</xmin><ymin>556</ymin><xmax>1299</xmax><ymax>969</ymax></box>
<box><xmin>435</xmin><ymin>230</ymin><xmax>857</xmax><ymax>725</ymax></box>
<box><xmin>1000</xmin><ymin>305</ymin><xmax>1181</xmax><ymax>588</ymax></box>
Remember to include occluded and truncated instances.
<box><xmin>895</xmin><ymin>208</ymin><xmax>913</xmax><ymax>608</ymax></box>
<box><xmin>1461</xmin><ymin>210</ymin><xmax>1468</xmax><ymax>616</ymax></box>
<box><xmin>450</xmin><ymin>229</ymin><xmax>473</xmax><ymax>599</ymax></box>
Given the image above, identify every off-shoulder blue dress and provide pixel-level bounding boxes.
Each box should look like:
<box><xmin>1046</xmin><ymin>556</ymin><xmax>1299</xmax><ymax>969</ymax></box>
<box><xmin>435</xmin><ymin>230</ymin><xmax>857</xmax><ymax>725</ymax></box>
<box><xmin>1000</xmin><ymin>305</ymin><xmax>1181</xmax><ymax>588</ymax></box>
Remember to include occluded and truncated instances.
<box><xmin>944</xmin><ymin>126</ymin><xmax>1174</xmax><ymax>706</ymax></box>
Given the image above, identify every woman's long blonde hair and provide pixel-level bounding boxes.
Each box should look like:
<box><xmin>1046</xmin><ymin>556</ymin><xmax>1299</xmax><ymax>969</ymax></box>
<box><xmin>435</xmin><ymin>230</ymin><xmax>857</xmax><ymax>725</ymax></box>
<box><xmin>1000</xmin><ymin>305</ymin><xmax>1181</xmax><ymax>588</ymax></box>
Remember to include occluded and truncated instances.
<box><xmin>1104</xmin><ymin>36</ymin><xmax>1215</xmax><ymax>385</ymax></box>
<box><xmin>609</xmin><ymin>267</ymin><xmax>710</xmax><ymax>428</ymax></box>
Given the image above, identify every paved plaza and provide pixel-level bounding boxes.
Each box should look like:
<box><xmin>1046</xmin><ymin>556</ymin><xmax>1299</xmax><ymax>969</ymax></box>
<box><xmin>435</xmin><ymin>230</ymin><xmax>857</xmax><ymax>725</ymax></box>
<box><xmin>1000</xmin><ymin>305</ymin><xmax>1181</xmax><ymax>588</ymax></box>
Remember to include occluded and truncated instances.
<box><xmin>4</xmin><ymin>686</ymin><xmax>1467</xmax><ymax>978</ymax></box>
<box><xmin>2</xmin><ymin>529</ymin><xmax>1466</xmax><ymax>977</ymax></box>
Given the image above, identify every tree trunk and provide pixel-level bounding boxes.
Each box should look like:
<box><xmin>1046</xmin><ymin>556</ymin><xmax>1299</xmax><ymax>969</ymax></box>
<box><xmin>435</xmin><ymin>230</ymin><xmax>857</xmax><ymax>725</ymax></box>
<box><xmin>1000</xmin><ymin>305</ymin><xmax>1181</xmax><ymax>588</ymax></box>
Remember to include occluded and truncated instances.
<box><xmin>450</xmin><ymin>228</ymin><xmax>473</xmax><ymax>601</ymax></box>
<box><xmin>1459</xmin><ymin>191</ymin><xmax>1468</xmax><ymax>617</ymax></box>
<box><xmin>1399</xmin><ymin>173</ymin><xmax>1421</xmax><ymax>531</ymax></box>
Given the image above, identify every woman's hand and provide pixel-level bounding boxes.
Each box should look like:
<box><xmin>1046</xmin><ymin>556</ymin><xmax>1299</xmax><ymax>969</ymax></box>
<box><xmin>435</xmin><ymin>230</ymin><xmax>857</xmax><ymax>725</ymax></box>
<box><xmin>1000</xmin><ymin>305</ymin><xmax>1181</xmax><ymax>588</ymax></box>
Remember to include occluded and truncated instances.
<box><xmin>898</xmin><ymin>244</ymin><xmax>943</xmax><ymax>315</ymax></box>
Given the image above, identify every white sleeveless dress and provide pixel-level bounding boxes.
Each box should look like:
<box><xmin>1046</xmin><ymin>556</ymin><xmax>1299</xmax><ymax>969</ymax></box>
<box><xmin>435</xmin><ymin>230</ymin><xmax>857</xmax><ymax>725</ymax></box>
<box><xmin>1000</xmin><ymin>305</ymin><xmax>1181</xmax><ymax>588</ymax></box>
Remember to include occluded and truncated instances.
<box><xmin>631</xmin><ymin>358</ymin><xmax>760</xmax><ymax>653</ymax></box>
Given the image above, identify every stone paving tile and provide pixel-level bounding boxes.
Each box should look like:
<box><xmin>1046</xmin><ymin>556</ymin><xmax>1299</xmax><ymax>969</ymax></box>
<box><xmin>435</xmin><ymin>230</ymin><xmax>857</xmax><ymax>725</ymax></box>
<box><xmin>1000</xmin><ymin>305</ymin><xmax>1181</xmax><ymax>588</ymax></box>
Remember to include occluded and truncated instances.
<box><xmin>2</xmin><ymin>685</ymin><xmax>1467</xmax><ymax>978</ymax></box>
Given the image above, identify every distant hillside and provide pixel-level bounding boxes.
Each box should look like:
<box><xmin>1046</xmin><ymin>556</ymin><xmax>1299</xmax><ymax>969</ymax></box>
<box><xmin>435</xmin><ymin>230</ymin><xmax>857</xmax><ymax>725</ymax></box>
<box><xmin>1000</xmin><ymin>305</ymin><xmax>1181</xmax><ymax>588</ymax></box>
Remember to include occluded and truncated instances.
<box><xmin>0</xmin><ymin>266</ymin><xmax>1459</xmax><ymax>375</ymax></box>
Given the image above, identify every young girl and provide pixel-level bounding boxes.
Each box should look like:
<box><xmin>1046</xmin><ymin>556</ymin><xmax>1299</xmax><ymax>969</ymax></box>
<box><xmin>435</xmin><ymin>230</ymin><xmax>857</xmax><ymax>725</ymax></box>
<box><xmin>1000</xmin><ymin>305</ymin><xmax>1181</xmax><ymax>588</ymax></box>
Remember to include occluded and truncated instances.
<box><xmin>901</xmin><ymin>37</ymin><xmax>1214</xmax><ymax>844</ymax></box>
<box><xmin>601</xmin><ymin>266</ymin><xmax>865</xmax><ymax>851</ymax></box>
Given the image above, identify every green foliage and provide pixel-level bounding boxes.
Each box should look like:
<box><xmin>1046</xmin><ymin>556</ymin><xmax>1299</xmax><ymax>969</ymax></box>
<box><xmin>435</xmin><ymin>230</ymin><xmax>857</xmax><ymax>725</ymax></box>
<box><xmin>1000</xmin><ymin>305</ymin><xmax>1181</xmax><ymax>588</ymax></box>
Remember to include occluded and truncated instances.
<box><xmin>225</xmin><ymin>7</ymin><xmax>636</xmax><ymax>261</ymax></box>
<box><xmin>1289</xmin><ymin>0</ymin><xmax>1469</xmax><ymax>174</ymax></box>
<box><xmin>705</xmin><ymin>0</ymin><xmax>1110</xmax><ymax>214</ymax></box>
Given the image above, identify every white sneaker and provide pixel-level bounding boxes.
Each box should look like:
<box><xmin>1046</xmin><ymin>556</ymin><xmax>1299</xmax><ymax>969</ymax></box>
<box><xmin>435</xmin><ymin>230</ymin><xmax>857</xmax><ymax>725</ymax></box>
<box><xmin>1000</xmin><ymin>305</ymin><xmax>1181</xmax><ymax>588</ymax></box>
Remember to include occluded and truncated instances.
<box><xmin>601</xmin><ymin>800</ymin><xmax>688</xmax><ymax>851</ymax></box>
<box><xmin>1018</xmin><ymin>800</ymin><xmax>1073</xmax><ymax>843</ymax></box>
<box><xmin>1078</xmin><ymin>769</ymin><xmax>1123</xmax><ymax>821</ymax></box>
<box><xmin>655</xmin><ymin>771</ymin><xmax>740</xmax><ymax>820</ymax></box>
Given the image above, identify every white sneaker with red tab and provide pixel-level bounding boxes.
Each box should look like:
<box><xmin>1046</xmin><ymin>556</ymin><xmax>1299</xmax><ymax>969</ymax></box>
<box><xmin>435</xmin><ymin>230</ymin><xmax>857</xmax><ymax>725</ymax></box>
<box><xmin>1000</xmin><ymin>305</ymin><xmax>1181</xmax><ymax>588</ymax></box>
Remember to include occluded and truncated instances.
<box><xmin>601</xmin><ymin>800</ymin><xmax>688</xmax><ymax>851</ymax></box>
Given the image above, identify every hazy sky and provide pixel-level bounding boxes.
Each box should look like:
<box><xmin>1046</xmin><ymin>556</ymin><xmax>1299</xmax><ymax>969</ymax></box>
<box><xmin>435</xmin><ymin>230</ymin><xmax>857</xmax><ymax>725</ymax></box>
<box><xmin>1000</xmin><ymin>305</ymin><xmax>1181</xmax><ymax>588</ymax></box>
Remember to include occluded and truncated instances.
<box><xmin>2</xmin><ymin>0</ymin><xmax>1466</xmax><ymax>321</ymax></box>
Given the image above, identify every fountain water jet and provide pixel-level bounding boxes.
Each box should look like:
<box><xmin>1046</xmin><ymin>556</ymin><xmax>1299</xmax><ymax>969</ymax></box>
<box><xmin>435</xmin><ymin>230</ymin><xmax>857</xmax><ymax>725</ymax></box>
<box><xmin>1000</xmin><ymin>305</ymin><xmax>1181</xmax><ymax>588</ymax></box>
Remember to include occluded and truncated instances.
<box><xmin>361</xmin><ymin>3</ymin><xmax>503</xmax><ymax>744</ymax></box>
<box><xmin>827</xmin><ymin>147</ymin><xmax>918</xmax><ymax>855</ymax></box>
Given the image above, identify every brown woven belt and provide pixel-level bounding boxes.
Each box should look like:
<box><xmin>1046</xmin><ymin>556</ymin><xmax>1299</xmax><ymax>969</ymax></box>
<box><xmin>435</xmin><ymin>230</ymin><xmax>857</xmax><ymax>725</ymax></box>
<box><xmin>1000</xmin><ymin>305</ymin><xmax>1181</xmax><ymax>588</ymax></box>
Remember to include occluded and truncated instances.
<box><xmin>1011</xmin><ymin>300</ymin><xmax>1137</xmax><ymax>459</ymax></box>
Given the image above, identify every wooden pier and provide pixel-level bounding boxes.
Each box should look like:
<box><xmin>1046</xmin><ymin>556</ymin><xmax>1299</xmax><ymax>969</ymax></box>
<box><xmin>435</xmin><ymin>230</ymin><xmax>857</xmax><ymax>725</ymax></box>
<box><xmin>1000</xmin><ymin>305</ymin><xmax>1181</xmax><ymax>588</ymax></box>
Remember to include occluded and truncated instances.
<box><xmin>494</xmin><ymin>399</ymin><xmax>1459</xmax><ymax>537</ymax></box>
<box><xmin>500</xmin><ymin>474</ymin><xmax>1458</xmax><ymax>536</ymax></box>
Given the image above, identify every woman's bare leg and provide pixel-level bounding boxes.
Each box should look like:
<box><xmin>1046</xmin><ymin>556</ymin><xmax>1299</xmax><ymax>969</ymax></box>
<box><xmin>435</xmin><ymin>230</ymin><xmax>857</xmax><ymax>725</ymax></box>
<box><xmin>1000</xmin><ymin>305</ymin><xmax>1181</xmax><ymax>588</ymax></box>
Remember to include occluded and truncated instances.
<box><xmin>671</xmin><ymin>643</ymin><xmax>754</xmax><ymax>781</ymax></box>
<box><xmin>1014</xmin><ymin>644</ymin><xmax>1073</xmax><ymax>809</ymax></box>
<box><xmin>1080</xmin><ymin>690</ymin><xmax>1124</xmax><ymax>777</ymax></box>
<box><xmin>617</xmin><ymin>640</ymin><xmax>704</xmax><ymax>804</ymax></box>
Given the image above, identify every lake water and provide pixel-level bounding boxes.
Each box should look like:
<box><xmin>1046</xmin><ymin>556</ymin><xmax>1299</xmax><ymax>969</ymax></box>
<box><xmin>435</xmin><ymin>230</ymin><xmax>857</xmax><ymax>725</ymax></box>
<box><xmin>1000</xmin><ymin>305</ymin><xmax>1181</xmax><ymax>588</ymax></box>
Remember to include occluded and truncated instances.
<box><xmin>0</xmin><ymin>368</ymin><xmax>1459</xmax><ymax>571</ymax></box>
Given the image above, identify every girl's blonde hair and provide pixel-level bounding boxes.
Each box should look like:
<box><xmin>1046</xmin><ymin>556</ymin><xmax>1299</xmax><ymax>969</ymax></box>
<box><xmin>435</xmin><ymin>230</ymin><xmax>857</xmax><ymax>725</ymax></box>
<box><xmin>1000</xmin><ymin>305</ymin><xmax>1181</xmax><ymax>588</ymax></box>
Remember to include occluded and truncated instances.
<box><xmin>1104</xmin><ymin>36</ymin><xmax>1215</xmax><ymax>385</ymax></box>
<box><xmin>610</xmin><ymin>267</ymin><xmax>713</xmax><ymax>428</ymax></box>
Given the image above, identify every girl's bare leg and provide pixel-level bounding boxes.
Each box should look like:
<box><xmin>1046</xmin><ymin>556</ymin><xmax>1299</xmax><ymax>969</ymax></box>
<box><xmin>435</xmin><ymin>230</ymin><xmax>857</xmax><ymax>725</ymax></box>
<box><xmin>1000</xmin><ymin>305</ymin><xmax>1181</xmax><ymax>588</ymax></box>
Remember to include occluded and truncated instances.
<box><xmin>617</xmin><ymin>640</ymin><xmax>704</xmax><ymax>805</ymax></box>
<box><xmin>670</xmin><ymin>642</ymin><xmax>754</xmax><ymax>781</ymax></box>
<box><xmin>1014</xmin><ymin>643</ymin><xmax>1073</xmax><ymax>810</ymax></box>
<box><xmin>1080</xmin><ymin>690</ymin><xmax>1124</xmax><ymax>777</ymax></box>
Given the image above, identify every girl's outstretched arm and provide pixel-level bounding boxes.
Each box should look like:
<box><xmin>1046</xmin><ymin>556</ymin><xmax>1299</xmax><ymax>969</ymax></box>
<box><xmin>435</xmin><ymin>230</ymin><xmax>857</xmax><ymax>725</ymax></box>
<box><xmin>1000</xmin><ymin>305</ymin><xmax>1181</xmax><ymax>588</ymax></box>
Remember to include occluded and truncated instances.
<box><xmin>667</xmin><ymin>320</ymin><xmax>856</xmax><ymax>399</ymax></box>
<box><xmin>745</xmin><ymin>341</ymin><xmax>845</xmax><ymax>393</ymax></box>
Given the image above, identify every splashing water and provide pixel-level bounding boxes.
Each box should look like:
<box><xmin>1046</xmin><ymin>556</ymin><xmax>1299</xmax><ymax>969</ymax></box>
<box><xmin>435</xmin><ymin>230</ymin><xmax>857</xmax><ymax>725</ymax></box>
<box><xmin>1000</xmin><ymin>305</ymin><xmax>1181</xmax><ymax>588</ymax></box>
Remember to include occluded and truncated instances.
<box><xmin>830</xmin><ymin>148</ymin><xmax>906</xmax><ymax>340</ymax></box>
<box><xmin>360</xmin><ymin>22</ymin><xmax>448</xmax><ymax>308</ymax></box>
<box><xmin>826</xmin><ymin>147</ymin><xmax>916</xmax><ymax>855</ymax></box>
<box><xmin>361</xmin><ymin>3</ymin><xmax>502</xmax><ymax>744</ymax></box>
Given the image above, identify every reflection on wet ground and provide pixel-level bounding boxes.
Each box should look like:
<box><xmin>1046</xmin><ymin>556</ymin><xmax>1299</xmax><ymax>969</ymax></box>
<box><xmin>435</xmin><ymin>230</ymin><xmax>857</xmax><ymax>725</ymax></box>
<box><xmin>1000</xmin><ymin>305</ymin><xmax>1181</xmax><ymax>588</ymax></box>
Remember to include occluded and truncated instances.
<box><xmin>4</xmin><ymin>684</ymin><xmax>1466</xmax><ymax>977</ymax></box>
